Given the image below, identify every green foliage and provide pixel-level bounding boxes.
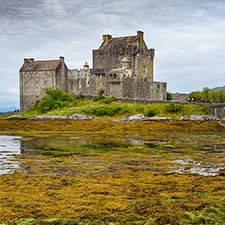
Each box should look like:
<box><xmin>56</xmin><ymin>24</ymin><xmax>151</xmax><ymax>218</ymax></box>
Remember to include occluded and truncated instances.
<box><xmin>202</xmin><ymin>105</ymin><xmax>211</xmax><ymax>114</ymax></box>
<box><xmin>189</xmin><ymin>87</ymin><xmax>225</xmax><ymax>103</ymax></box>
<box><xmin>189</xmin><ymin>91</ymin><xmax>202</xmax><ymax>102</ymax></box>
<box><xmin>180</xmin><ymin>205</ymin><xmax>225</xmax><ymax>225</ymax></box>
<box><xmin>166</xmin><ymin>103</ymin><xmax>183</xmax><ymax>113</ymax></box>
<box><xmin>21</xmin><ymin>89</ymin><xmax>211</xmax><ymax>118</ymax></box>
<box><xmin>146</xmin><ymin>108</ymin><xmax>157</xmax><ymax>117</ymax></box>
<box><xmin>166</xmin><ymin>92</ymin><xmax>173</xmax><ymax>100</ymax></box>
<box><xmin>34</xmin><ymin>88</ymin><xmax>75</xmax><ymax>113</ymax></box>
<box><xmin>100</xmin><ymin>96</ymin><xmax>117</xmax><ymax>104</ymax></box>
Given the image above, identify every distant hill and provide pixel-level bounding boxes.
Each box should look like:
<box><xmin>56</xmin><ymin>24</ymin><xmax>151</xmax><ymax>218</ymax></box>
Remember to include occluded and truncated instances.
<box><xmin>0</xmin><ymin>107</ymin><xmax>19</xmax><ymax>113</ymax></box>
<box><xmin>211</xmin><ymin>85</ymin><xmax>225</xmax><ymax>91</ymax></box>
<box><xmin>171</xmin><ymin>93</ymin><xmax>189</xmax><ymax>102</ymax></box>
<box><xmin>171</xmin><ymin>85</ymin><xmax>225</xmax><ymax>102</ymax></box>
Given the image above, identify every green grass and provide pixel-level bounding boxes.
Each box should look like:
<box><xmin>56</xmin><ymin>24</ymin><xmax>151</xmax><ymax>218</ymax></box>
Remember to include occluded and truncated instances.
<box><xmin>19</xmin><ymin>97</ymin><xmax>208</xmax><ymax>120</ymax></box>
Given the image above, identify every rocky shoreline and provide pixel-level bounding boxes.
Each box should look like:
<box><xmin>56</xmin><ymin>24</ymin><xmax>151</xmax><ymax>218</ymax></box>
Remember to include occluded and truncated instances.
<box><xmin>6</xmin><ymin>113</ymin><xmax>225</xmax><ymax>123</ymax></box>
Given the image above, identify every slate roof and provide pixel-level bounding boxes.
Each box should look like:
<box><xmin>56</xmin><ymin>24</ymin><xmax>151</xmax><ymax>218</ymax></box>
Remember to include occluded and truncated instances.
<box><xmin>20</xmin><ymin>60</ymin><xmax>61</xmax><ymax>72</ymax></box>
<box><xmin>99</xmin><ymin>35</ymin><xmax>138</xmax><ymax>50</ymax></box>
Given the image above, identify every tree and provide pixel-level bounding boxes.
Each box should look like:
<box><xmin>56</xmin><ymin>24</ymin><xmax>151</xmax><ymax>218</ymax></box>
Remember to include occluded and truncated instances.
<box><xmin>34</xmin><ymin>88</ymin><xmax>75</xmax><ymax>113</ymax></box>
<box><xmin>189</xmin><ymin>91</ymin><xmax>202</xmax><ymax>102</ymax></box>
<box><xmin>166</xmin><ymin>92</ymin><xmax>173</xmax><ymax>100</ymax></box>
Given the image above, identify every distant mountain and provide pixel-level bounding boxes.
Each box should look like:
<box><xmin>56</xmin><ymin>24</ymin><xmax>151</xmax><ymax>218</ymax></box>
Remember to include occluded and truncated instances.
<box><xmin>211</xmin><ymin>85</ymin><xmax>225</xmax><ymax>91</ymax></box>
<box><xmin>0</xmin><ymin>107</ymin><xmax>19</xmax><ymax>113</ymax></box>
<box><xmin>171</xmin><ymin>85</ymin><xmax>225</xmax><ymax>102</ymax></box>
<box><xmin>171</xmin><ymin>93</ymin><xmax>189</xmax><ymax>102</ymax></box>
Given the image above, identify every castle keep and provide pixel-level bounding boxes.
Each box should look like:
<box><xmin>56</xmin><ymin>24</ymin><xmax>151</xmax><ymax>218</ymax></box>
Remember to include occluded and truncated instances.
<box><xmin>20</xmin><ymin>31</ymin><xmax>167</xmax><ymax>111</ymax></box>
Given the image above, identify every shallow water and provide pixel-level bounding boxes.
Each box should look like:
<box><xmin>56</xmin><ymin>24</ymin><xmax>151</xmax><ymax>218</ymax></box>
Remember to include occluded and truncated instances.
<box><xmin>0</xmin><ymin>132</ymin><xmax>224</xmax><ymax>176</ymax></box>
<box><xmin>0</xmin><ymin>135</ymin><xmax>21</xmax><ymax>174</ymax></box>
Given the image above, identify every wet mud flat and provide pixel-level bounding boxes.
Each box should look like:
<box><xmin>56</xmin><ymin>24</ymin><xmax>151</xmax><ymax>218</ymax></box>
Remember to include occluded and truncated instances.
<box><xmin>0</xmin><ymin>120</ymin><xmax>224</xmax><ymax>224</ymax></box>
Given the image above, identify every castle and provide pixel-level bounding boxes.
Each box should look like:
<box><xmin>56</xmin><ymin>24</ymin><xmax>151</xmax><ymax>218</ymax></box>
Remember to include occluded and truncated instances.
<box><xmin>19</xmin><ymin>31</ymin><xmax>167</xmax><ymax>111</ymax></box>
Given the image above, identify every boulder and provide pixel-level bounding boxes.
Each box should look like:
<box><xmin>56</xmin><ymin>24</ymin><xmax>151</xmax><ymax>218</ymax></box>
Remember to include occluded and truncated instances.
<box><xmin>123</xmin><ymin>114</ymin><xmax>146</xmax><ymax>122</ymax></box>
<box><xmin>7</xmin><ymin>115</ymin><xmax>27</xmax><ymax>120</ymax></box>
<box><xmin>179</xmin><ymin>115</ymin><xmax>219</xmax><ymax>121</ymax></box>
<box><xmin>147</xmin><ymin>116</ymin><xmax>171</xmax><ymax>121</ymax></box>
<box><xmin>68</xmin><ymin>114</ymin><xmax>93</xmax><ymax>120</ymax></box>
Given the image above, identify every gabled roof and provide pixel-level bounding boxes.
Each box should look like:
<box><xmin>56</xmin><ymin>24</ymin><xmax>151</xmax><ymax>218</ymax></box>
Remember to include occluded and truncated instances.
<box><xmin>98</xmin><ymin>35</ymin><xmax>138</xmax><ymax>50</ymax></box>
<box><xmin>20</xmin><ymin>60</ymin><xmax>61</xmax><ymax>72</ymax></box>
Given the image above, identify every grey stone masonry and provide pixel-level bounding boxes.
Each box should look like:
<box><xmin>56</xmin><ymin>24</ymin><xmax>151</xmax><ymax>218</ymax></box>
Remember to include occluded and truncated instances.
<box><xmin>19</xmin><ymin>31</ymin><xmax>167</xmax><ymax>111</ymax></box>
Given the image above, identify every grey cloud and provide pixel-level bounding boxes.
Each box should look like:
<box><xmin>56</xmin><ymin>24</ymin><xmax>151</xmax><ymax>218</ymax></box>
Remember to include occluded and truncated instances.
<box><xmin>0</xmin><ymin>0</ymin><xmax>225</xmax><ymax>108</ymax></box>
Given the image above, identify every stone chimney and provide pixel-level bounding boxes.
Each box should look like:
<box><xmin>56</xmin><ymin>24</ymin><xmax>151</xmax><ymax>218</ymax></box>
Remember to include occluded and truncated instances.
<box><xmin>103</xmin><ymin>34</ymin><xmax>112</xmax><ymax>42</ymax></box>
<box><xmin>24</xmin><ymin>58</ymin><xmax>29</xmax><ymax>63</ymax></box>
<box><xmin>137</xmin><ymin>30</ymin><xmax>144</xmax><ymax>49</ymax></box>
<box><xmin>24</xmin><ymin>58</ymin><xmax>34</xmax><ymax>63</ymax></box>
<box><xmin>59</xmin><ymin>56</ymin><xmax>64</xmax><ymax>62</ymax></box>
<box><xmin>83</xmin><ymin>62</ymin><xmax>89</xmax><ymax>71</ymax></box>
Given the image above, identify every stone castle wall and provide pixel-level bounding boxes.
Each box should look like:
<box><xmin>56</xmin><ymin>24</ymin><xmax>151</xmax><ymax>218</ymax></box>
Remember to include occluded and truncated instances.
<box><xmin>20</xmin><ymin>71</ymin><xmax>56</xmax><ymax>111</ymax></box>
<box><xmin>67</xmin><ymin>70</ymin><xmax>167</xmax><ymax>101</ymax></box>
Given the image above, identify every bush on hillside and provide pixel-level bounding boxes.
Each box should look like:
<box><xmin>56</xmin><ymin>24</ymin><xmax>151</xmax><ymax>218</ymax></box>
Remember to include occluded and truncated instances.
<box><xmin>34</xmin><ymin>88</ymin><xmax>75</xmax><ymax>113</ymax></box>
<box><xmin>146</xmin><ymin>108</ymin><xmax>157</xmax><ymax>117</ymax></box>
<box><xmin>189</xmin><ymin>87</ymin><xmax>225</xmax><ymax>103</ymax></box>
<box><xmin>100</xmin><ymin>96</ymin><xmax>117</xmax><ymax>104</ymax></box>
<box><xmin>166</xmin><ymin>102</ymin><xmax>183</xmax><ymax>113</ymax></box>
<box><xmin>167</xmin><ymin>92</ymin><xmax>173</xmax><ymax>100</ymax></box>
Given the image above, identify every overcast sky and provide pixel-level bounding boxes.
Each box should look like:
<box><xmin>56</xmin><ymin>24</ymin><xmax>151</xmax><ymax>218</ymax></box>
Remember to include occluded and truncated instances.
<box><xmin>0</xmin><ymin>0</ymin><xmax>225</xmax><ymax>109</ymax></box>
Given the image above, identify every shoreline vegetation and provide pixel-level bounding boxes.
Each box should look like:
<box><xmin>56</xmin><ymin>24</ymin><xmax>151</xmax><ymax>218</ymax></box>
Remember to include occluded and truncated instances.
<box><xmin>0</xmin><ymin>91</ymin><xmax>225</xmax><ymax>224</ymax></box>
<box><xmin>0</xmin><ymin>119</ymin><xmax>225</xmax><ymax>135</ymax></box>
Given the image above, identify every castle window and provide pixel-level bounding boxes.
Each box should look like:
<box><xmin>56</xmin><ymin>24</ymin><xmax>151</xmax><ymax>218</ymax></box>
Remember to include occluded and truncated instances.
<box><xmin>143</xmin><ymin>65</ymin><xmax>146</xmax><ymax>74</ymax></box>
<box><xmin>113</xmin><ymin>74</ymin><xmax>116</xmax><ymax>79</ymax></box>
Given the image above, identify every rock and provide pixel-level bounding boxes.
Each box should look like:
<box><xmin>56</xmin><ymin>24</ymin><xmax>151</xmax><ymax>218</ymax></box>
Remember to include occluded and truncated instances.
<box><xmin>179</xmin><ymin>115</ymin><xmax>219</xmax><ymax>121</ymax></box>
<box><xmin>147</xmin><ymin>116</ymin><xmax>171</xmax><ymax>121</ymax></box>
<box><xmin>32</xmin><ymin>116</ymin><xmax>68</xmax><ymax>121</ymax></box>
<box><xmin>123</xmin><ymin>114</ymin><xmax>146</xmax><ymax>122</ymax></box>
<box><xmin>68</xmin><ymin>114</ymin><xmax>93</xmax><ymax>120</ymax></box>
<box><xmin>7</xmin><ymin>115</ymin><xmax>27</xmax><ymax>120</ymax></box>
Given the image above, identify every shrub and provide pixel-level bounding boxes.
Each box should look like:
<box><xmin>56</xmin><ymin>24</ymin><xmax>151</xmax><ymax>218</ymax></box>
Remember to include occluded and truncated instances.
<box><xmin>95</xmin><ymin>107</ymin><xmax>109</xmax><ymax>116</ymax></box>
<box><xmin>146</xmin><ymin>108</ymin><xmax>157</xmax><ymax>117</ymax></box>
<box><xmin>100</xmin><ymin>96</ymin><xmax>117</xmax><ymax>104</ymax></box>
<box><xmin>34</xmin><ymin>88</ymin><xmax>75</xmax><ymax>113</ymax></box>
<box><xmin>167</xmin><ymin>92</ymin><xmax>173</xmax><ymax>100</ymax></box>
<box><xmin>166</xmin><ymin>103</ymin><xmax>183</xmax><ymax>113</ymax></box>
<box><xmin>108</xmin><ymin>106</ymin><xmax>122</xmax><ymax>115</ymax></box>
<box><xmin>92</xmin><ymin>96</ymin><xmax>101</xmax><ymax>102</ymax></box>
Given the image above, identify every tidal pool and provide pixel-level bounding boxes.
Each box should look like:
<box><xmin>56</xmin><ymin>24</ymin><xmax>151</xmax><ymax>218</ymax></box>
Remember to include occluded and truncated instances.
<box><xmin>0</xmin><ymin>132</ymin><xmax>224</xmax><ymax>176</ymax></box>
<box><xmin>0</xmin><ymin>135</ymin><xmax>21</xmax><ymax>174</ymax></box>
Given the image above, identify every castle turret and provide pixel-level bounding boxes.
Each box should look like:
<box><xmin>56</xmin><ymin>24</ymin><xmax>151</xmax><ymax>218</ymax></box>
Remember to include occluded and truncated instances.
<box><xmin>83</xmin><ymin>62</ymin><xmax>89</xmax><ymax>71</ymax></box>
<box><xmin>121</xmin><ymin>57</ymin><xmax>130</xmax><ymax>69</ymax></box>
<box><xmin>59</xmin><ymin>56</ymin><xmax>67</xmax><ymax>92</ymax></box>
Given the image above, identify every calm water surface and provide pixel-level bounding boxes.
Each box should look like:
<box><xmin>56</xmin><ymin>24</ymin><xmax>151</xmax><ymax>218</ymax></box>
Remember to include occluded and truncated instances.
<box><xmin>0</xmin><ymin>132</ymin><xmax>224</xmax><ymax>176</ymax></box>
<box><xmin>0</xmin><ymin>135</ymin><xmax>21</xmax><ymax>174</ymax></box>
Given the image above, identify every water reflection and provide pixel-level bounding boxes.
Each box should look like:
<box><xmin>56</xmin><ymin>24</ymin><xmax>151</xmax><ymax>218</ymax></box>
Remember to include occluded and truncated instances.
<box><xmin>0</xmin><ymin>133</ymin><xmax>224</xmax><ymax>176</ymax></box>
<box><xmin>0</xmin><ymin>136</ymin><xmax>21</xmax><ymax>174</ymax></box>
